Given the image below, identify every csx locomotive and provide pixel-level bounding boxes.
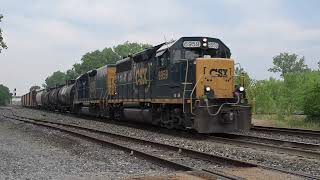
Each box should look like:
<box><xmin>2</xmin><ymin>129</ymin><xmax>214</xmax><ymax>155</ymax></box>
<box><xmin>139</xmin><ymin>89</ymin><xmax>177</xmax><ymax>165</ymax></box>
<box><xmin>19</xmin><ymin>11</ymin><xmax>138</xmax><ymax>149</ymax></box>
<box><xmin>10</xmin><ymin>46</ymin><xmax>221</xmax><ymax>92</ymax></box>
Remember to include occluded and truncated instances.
<box><xmin>21</xmin><ymin>37</ymin><xmax>252</xmax><ymax>133</ymax></box>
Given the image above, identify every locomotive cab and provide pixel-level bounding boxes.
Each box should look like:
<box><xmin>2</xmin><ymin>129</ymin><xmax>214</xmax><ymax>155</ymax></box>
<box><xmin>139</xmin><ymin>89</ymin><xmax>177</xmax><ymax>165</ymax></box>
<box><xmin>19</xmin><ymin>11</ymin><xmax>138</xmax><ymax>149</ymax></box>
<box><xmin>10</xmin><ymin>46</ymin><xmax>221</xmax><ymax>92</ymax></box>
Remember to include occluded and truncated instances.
<box><xmin>175</xmin><ymin>37</ymin><xmax>251</xmax><ymax>133</ymax></box>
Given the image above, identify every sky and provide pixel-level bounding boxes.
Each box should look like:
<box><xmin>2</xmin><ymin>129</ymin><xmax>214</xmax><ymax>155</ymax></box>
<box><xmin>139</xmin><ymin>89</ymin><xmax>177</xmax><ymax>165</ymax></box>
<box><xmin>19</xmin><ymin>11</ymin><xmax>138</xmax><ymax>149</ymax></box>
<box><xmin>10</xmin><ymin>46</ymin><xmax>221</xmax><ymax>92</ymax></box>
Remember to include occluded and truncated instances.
<box><xmin>0</xmin><ymin>0</ymin><xmax>320</xmax><ymax>95</ymax></box>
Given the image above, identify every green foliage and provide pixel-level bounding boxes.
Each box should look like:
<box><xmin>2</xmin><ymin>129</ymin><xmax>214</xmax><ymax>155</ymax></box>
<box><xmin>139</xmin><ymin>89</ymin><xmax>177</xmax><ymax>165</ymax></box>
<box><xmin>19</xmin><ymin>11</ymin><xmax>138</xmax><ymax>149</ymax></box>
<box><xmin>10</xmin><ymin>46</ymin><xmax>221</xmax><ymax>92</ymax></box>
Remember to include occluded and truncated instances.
<box><xmin>303</xmin><ymin>82</ymin><xmax>320</xmax><ymax>119</ymax></box>
<box><xmin>44</xmin><ymin>41</ymin><xmax>151</xmax><ymax>87</ymax></box>
<box><xmin>113</xmin><ymin>41</ymin><xmax>152</xmax><ymax>58</ymax></box>
<box><xmin>249</xmin><ymin>71</ymin><xmax>320</xmax><ymax>122</ymax></box>
<box><xmin>0</xmin><ymin>84</ymin><xmax>11</xmax><ymax>105</ymax></box>
<box><xmin>44</xmin><ymin>71</ymin><xmax>67</xmax><ymax>88</ymax></box>
<box><xmin>0</xmin><ymin>14</ymin><xmax>8</xmax><ymax>53</ymax></box>
<box><xmin>66</xmin><ymin>69</ymin><xmax>78</xmax><ymax>80</ymax></box>
<box><xmin>72</xmin><ymin>42</ymin><xmax>151</xmax><ymax>75</ymax></box>
<box><xmin>250</xmin><ymin>52</ymin><xmax>319</xmax><ymax>123</ymax></box>
<box><xmin>249</xmin><ymin>78</ymin><xmax>284</xmax><ymax>114</ymax></box>
<box><xmin>268</xmin><ymin>52</ymin><xmax>309</xmax><ymax>77</ymax></box>
<box><xmin>73</xmin><ymin>48</ymin><xmax>118</xmax><ymax>75</ymax></box>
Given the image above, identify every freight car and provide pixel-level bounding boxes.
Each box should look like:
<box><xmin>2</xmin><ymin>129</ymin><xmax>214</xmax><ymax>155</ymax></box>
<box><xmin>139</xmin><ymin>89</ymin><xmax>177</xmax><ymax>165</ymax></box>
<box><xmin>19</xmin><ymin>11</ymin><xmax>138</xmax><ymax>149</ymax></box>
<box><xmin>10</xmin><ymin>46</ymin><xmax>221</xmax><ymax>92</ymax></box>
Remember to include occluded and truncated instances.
<box><xmin>22</xmin><ymin>36</ymin><xmax>252</xmax><ymax>133</ymax></box>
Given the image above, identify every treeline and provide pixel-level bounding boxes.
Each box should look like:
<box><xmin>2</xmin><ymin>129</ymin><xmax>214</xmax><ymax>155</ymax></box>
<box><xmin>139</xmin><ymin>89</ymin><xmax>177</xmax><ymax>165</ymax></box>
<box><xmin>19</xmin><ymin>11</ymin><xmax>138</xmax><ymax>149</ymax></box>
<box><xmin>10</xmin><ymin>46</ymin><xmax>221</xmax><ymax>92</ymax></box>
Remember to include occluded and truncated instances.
<box><xmin>0</xmin><ymin>84</ymin><xmax>11</xmax><ymax>106</ymax></box>
<box><xmin>0</xmin><ymin>14</ymin><xmax>8</xmax><ymax>53</ymax></box>
<box><xmin>246</xmin><ymin>53</ymin><xmax>320</xmax><ymax>120</ymax></box>
<box><xmin>44</xmin><ymin>42</ymin><xmax>151</xmax><ymax>88</ymax></box>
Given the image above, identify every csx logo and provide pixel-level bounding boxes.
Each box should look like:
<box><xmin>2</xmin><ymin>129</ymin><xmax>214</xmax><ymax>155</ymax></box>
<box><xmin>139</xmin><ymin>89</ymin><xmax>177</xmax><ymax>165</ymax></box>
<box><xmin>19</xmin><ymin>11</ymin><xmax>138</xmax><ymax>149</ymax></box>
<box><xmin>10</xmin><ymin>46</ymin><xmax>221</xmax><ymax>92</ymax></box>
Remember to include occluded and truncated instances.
<box><xmin>204</xmin><ymin>67</ymin><xmax>228</xmax><ymax>77</ymax></box>
<box><xmin>135</xmin><ymin>67</ymin><xmax>148</xmax><ymax>85</ymax></box>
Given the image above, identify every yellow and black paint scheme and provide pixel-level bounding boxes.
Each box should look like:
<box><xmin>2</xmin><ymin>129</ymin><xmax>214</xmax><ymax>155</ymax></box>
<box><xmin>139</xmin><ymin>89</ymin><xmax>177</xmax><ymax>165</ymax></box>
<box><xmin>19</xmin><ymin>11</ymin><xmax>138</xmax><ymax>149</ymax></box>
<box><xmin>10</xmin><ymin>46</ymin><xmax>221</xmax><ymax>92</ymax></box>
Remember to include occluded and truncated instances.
<box><xmin>195</xmin><ymin>58</ymin><xmax>235</xmax><ymax>99</ymax></box>
<box><xmin>23</xmin><ymin>36</ymin><xmax>251</xmax><ymax>133</ymax></box>
<box><xmin>72</xmin><ymin>64</ymin><xmax>116</xmax><ymax>116</ymax></box>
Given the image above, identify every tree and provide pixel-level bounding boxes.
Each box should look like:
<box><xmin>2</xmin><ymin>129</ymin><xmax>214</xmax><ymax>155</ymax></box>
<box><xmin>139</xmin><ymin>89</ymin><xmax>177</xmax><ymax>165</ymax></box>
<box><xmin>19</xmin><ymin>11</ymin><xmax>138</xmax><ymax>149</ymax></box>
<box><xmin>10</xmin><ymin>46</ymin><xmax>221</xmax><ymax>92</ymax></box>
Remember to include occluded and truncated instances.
<box><xmin>72</xmin><ymin>41</ymin><xmax>151</xmax><ymax>75</ymax></box>
<box><xmin>0</xmin><ymin>14</ymin><xmax>8</xmax><ymax>53</ymax></box>
<box><xmin>43</xmin><ymin>41</ymin><xmax>152</xmax><ymax>87</ymax></box>
<box><xmin>29</xmin><ymin>85</ymin><xmax>40</xmax><ymax>92</ymax></box>
<box><xmin>318</xmin><ymin>60</ymin><xmax>320</xmax><ymax>70</ymax></box>
<box><xmin>0</xmin><ymin>84</ymin><xmax>11</xmax><ymax>105</ymax></box>
<box><xmin>268</xmin><ymin>52</ymin><xmax>309</xmax><ymax>77</ymax></box>
<box><xmin>66</xmin><ymin>69</ymin><xmax>79</xmax><ymax>80</ymax></box>
<box><xmin>73</xmin><ymin>49</ymin><xmax>117</xmax><ymax>75</ymax></box>
<box><xmin>44</xmin><ymin>71</ymin><xmax>67</xmax><ymax>88</ymax></box>
<box><xmin>113</xmin><ymin>41</ymin><xmax>152</xmax><ymax>58</ymax></box>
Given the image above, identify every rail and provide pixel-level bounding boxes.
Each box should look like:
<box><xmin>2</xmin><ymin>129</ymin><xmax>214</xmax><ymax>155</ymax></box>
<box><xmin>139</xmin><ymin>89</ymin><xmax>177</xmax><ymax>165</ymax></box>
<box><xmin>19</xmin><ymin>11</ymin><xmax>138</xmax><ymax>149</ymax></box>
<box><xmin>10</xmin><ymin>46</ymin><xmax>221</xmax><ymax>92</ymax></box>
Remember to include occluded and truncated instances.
<box><xmin>1</xmin><ymin>108</ymin><xmax>318</xmax><ymax>179</ymax></box>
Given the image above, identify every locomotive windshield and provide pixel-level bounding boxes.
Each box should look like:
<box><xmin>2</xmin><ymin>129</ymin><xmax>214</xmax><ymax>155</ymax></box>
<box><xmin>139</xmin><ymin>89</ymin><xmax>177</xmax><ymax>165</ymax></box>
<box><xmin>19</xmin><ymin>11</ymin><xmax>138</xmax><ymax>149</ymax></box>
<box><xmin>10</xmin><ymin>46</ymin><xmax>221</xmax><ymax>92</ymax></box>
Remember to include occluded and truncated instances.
<box><xmin>183</xmin><ymin>49</ymin><xmax>222</xmax><ymax>60</ymax></box>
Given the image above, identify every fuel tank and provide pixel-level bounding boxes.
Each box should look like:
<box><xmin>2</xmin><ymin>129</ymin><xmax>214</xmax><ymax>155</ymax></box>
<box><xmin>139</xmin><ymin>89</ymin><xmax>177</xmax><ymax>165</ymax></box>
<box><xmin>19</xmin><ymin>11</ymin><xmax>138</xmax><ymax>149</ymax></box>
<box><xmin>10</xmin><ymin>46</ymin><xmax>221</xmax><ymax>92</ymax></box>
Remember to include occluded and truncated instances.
<box><xmin>123</xmin><ymin>108</ymin><xmax>153</xmax><ymax>124</ymax></box>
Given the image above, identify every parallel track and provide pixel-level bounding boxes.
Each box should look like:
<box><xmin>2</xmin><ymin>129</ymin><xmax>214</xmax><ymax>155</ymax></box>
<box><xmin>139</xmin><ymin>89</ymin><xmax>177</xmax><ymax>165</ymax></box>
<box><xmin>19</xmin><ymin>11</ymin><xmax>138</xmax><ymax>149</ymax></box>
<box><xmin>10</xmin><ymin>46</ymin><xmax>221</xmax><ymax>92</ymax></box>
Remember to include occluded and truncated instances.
<box><xmin>1</xmin><ymin>110</ymin><xmax>318</xmax><ymax>179</ymax></box>
<box><xmin>210</xmin><ymin>133</ymin><xmax>320</xmax><ymax>159</ymax></box>
<box><xmin>252</xmin><ymin>125</ymin><xmax>320</xmax><ymax>138</ymax></box>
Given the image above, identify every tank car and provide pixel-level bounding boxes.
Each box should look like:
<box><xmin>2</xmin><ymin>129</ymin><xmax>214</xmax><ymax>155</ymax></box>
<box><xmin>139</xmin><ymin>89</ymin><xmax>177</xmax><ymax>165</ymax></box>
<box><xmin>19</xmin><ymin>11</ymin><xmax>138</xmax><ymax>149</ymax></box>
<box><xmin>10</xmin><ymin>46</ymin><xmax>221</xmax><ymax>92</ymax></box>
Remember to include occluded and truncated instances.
<box><xmin>57</xmin><ymin>80</ymin><xmax>75</xmax><ymax>112</ymax></box>
<box><xmin>35</xmin><ymin>90</ymin><xmax>44</xmax><ymax>107</ymax></box>
<box><xmin>47</xmin><ymin>87</ymin><xmax>60</xmax><ymax>110</ymax></box>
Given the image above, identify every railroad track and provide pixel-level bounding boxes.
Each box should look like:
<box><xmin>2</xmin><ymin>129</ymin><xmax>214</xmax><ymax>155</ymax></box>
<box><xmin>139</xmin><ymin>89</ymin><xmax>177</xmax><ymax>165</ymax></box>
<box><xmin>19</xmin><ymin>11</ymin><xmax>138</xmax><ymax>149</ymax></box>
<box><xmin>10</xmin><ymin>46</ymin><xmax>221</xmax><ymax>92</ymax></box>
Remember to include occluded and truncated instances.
<box><xmin>1</xmin><ymin>110</ymin><xmax>318</xmax><ymax>179</ymax></box>
<box><xmin>252</xmin><ymin>125</ymin><xmax>320</xmax><ymax>138</ymax></box>
<box><xmin>1</xmin><ymin>113</ymin><xmax>242</xmax><ymax>180</ymax></box>
<box><xmin>209</xmin><ymin>133</ymin><xmax>320</xmax><ymax>160</ymax></box>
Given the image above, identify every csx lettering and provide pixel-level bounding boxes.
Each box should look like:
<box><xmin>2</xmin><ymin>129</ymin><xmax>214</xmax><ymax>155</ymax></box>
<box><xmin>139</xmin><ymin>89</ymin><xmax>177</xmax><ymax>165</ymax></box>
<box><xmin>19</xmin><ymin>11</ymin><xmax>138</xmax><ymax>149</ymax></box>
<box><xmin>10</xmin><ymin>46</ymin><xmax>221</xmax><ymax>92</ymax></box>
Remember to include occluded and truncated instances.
<box><xmin>135</xmin><ymin>67</ymin><xmax>148</xmax><ymax>85</ymax></box>
<box><xmin>209</xmin><ymin>69</ymin><xmax>228</xmax><ymax>77</ymax></box>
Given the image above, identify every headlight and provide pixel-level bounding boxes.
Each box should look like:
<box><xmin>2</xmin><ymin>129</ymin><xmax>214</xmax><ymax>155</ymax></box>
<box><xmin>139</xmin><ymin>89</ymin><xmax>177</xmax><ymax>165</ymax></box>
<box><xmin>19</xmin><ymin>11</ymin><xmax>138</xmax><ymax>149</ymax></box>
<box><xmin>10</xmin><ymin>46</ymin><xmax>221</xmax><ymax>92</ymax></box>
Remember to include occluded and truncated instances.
<box><xmin>205</xmin><ymin>86</ymin><xmax>211</xmax><ymax>92</ymax></box>
<box><xmin>239</xmin><ymin>86</ymin><xmax>245</xmax><ymax>92</ymax></box>
<box><xmin>203</xmin><ymin>38</ymin><xmax>207</xmax><ymax>42</ymax></box>
<box><xmin>203</xmin><ymin>43</ymin><xmax>207</xmax><ymax>47</ymax></box>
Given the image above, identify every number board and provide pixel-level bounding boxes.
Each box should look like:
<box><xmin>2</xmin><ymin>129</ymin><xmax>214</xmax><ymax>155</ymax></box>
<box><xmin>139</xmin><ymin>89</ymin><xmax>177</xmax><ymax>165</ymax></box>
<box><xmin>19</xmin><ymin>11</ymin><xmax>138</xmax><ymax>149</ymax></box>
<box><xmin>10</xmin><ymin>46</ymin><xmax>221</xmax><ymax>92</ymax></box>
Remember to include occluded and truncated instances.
<box><xmin>183</xmin><ymin>41</ymin><xmax>201</xmax><ymax>48</ymax></box>
<box><xmin>208</xmin><ymin>42</ymin><xmax>219</xmax><ymax>49</ymax></box>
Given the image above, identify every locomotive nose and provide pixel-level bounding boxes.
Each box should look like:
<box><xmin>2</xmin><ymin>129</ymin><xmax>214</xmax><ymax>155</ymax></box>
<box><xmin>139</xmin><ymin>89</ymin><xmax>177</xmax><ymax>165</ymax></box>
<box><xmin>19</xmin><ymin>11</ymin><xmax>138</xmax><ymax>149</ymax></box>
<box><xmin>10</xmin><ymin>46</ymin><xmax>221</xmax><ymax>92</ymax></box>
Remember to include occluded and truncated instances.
<box><xmin>195</xmin><ymin>58</ymin><xmax>235</xmax><ymax>99</ymax></box>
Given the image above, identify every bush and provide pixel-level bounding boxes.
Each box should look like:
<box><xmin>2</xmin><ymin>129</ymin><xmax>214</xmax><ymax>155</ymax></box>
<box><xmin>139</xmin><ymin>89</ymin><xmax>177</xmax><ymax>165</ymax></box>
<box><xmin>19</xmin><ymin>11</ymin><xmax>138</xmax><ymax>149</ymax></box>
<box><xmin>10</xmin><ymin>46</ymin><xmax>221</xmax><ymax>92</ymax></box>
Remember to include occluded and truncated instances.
<box><xmin>248</xmin><ymin>71</ymin><xmax>320</xmax><ymax>118</ymax></box>
<box><xmin>0</xmin><ymin>84</ymin><xmax>11</xmax><ymax>106</ymax></box>
<box><xmin>303</xmin><ymin>82</ymin><xmax>320</xmax><ymax>120</ymax></box>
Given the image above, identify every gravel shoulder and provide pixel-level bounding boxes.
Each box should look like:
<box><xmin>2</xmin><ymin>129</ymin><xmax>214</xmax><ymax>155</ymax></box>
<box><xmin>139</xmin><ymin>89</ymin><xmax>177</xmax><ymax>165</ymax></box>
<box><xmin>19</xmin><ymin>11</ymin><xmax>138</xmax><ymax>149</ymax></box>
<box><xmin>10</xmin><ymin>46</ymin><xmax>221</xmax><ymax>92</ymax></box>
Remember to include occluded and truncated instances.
<box><xmin>0</xmin><ymin>110</ymin><xmax>172</xmax><ymax>180</ymax></box>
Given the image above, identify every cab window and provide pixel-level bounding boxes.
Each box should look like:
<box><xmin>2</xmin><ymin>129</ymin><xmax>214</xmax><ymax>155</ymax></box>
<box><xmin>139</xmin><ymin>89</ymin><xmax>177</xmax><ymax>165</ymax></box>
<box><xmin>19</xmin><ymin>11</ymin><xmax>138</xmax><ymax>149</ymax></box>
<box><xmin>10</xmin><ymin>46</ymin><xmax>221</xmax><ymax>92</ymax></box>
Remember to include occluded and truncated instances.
<box><xmin>184</xmin><ymin>50</ymin><xmax>200</xmax><ymax>60</ymax></box>
<box><xmin>158</xmin><ymin>52</ymin><xmax>168</xmax><ymax>68</ymax></box>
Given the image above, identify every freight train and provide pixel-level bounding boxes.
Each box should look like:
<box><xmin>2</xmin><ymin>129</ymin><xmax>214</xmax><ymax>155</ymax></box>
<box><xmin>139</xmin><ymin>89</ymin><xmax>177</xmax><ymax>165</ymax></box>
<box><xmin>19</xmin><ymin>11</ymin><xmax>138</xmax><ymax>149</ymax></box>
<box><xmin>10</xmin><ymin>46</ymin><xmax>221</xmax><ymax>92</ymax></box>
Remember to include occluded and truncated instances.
<box><xmin>21</xmin><ymin>36</ymin><xmax>252</xmax><ymax>133</ymax></box>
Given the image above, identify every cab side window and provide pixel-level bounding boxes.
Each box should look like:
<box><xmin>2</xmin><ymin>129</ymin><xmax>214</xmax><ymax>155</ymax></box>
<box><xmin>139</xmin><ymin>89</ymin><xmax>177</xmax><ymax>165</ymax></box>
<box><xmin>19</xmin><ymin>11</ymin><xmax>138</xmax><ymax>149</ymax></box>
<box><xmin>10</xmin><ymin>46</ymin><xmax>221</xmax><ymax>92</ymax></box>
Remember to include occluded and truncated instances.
<box><xmin>158</xmin><ymin>52</ymin><xmax>168</xmax><ymax>68</ymax></box>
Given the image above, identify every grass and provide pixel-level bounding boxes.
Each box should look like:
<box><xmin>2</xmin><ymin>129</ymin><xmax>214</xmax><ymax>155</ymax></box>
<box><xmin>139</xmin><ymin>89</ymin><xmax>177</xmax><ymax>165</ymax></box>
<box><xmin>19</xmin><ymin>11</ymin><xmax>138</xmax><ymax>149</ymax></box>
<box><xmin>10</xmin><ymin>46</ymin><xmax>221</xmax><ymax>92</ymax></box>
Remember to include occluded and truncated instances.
<box><xmin>252</xmin><ymin>114</ymin><xmax>320</xmax><ymax>131</ymax></box>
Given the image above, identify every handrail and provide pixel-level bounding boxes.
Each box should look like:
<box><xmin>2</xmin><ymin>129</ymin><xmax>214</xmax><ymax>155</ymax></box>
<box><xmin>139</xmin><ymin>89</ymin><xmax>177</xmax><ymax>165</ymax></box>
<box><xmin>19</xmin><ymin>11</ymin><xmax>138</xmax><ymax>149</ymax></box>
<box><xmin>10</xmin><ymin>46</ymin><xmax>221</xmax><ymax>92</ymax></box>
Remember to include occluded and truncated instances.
<box><xmin>179</xmin><ymin>58</ymin><xmax>189</xmax><ymax>113</ymax></box>
<box><xmin>189</xmin><ymin>74</ymin><xmax>203</xmax><ymax>115</ymax></box>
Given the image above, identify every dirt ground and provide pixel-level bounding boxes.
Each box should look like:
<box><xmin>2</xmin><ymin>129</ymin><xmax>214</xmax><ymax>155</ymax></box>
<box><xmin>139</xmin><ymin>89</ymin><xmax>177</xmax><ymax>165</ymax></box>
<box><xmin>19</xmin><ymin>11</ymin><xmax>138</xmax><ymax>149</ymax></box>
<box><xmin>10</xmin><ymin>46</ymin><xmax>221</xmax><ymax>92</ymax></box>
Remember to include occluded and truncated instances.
<box><xmin>252</xmin><ymin>118</ymin><xmax>277</xmax><ymax>127</ymax></box>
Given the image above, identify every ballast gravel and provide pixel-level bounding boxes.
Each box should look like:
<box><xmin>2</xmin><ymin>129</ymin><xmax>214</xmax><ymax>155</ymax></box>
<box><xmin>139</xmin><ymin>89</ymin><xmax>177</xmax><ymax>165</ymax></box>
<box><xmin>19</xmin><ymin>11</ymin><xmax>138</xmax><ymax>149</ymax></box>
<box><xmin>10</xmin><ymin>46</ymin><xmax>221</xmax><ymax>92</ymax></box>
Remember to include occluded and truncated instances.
<box><xmin>0</xmin><ymin>109</ymin><xmax>173</xmax><ymax>180</ymax></box>
<box><xmin>5</xmin><ymin>107</ymin><xmax>320</xmax><ymax>178</ymax></box>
